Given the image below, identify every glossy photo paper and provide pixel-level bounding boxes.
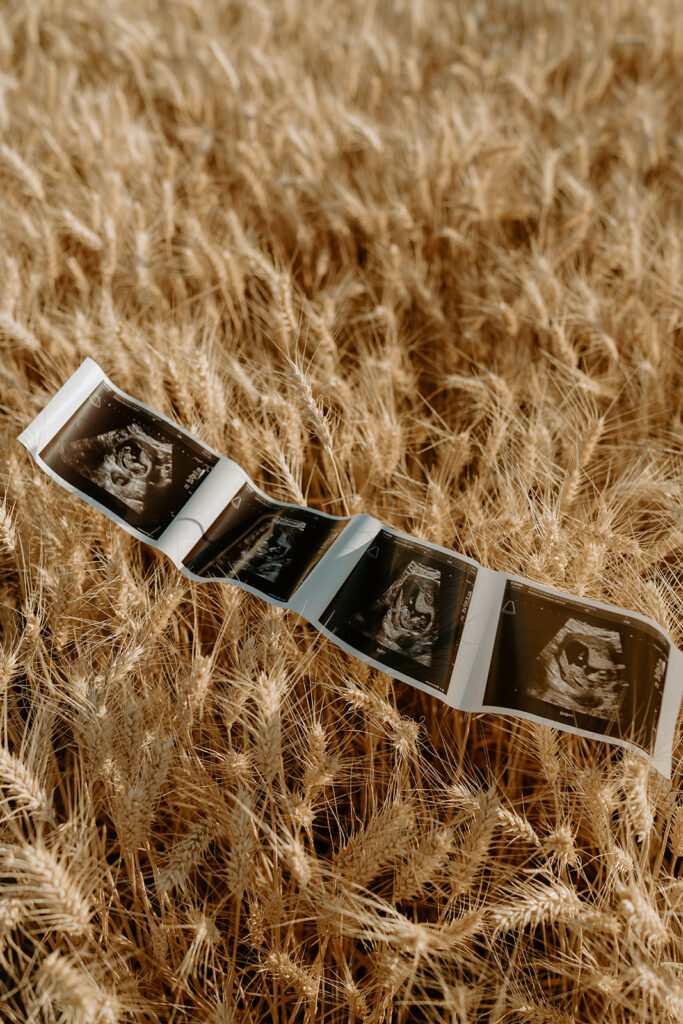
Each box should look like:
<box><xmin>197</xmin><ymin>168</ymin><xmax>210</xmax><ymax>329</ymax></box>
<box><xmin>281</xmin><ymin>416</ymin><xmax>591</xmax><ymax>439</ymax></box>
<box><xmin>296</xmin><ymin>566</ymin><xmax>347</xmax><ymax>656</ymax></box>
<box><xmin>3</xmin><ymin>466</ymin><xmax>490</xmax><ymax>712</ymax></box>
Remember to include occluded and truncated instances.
<box><xmin>19</xmin><ymin>360</ymin><xmax>683</xmax><ymax>776</ymax></box>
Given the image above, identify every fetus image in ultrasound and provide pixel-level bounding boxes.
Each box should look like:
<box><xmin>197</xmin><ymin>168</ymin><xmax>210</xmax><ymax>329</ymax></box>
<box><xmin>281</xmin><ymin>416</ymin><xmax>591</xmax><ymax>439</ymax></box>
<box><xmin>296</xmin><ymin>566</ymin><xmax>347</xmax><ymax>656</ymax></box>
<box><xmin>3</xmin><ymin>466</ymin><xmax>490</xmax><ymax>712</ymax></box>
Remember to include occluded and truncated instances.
<box><xmin>40</xmin><ymin>383</ymin><xmax>218</xmax><ymax>538</ymax></box>
<box><xmin>183</xmin><ymin>483</ymin><xmax>344</xmax><ymax>603</ymax></box>
<box><xmin>355</xmin><ymin>560</ymin><xmax>440</xmax><ymax>666</ymax></box>
<box><xmin>228</xmin><ymin>513</ymin><xmax>307</xmax><ymax>584</ymax></box>
<box><xmin>320</xmin><ymin>530</ymin><xmax>477</xmax><ymax>692</ymax></box>
<box><xmin>529</xmin><ymin>618</ymin><xmax>626</xmax><ymax>721</ymax></box>
<box><xmin>483</xmin><ymin>580</ymin><xmax>669</xmax><ymax>752</ymax></box>
<box><xmin>59</xmin><ymin>423</ymin><xmax>173</xmax><ymax>515</ymax></box>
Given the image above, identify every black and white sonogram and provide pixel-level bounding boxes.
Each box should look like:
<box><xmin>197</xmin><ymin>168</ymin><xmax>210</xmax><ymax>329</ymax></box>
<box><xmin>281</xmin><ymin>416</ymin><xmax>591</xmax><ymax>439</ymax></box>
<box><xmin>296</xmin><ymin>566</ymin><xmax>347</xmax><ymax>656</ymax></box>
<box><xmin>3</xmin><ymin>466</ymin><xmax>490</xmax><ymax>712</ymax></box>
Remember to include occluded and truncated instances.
<box><xmin>234</xmin><ymin>514</ymin><xmax>306</xmax><ymax>584</ymax></box>
<box><xmin>319</xmin><ymin>530</ymin><xmax>477</xmax><ymax>692</ymax></box>
<box><xmin>483</xmin><ymin>581</ymin><xmax>669</xmax><ymax>752</ymax></box>
<box><xmin>373</xmin><ymin>561</ymin><xmax>441</xmax><ymax>666</ymax></box>
<box><xmin>40</xmin><ymin>383</ymin><xmax>218</xmax><ymax>538</ymax></box>
<box><xmin>531</xmin><ymin>618</ymin><xmax>626</xmax><ymax>720</ymax></box>
<box><xmin>183</xmin><ymin>483</ymin><xmax>345</xmax><ymax>602</ymax></box>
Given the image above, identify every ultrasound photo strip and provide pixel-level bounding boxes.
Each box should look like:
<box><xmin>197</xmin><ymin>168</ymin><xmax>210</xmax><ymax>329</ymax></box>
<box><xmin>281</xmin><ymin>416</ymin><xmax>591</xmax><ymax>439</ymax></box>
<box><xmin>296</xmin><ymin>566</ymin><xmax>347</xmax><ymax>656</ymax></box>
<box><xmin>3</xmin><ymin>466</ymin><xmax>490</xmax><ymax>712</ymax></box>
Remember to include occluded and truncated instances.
<box><xmin>19</xmin><ymin>359</ymin><xmax>683</xmax><ymax>777</ymax></box>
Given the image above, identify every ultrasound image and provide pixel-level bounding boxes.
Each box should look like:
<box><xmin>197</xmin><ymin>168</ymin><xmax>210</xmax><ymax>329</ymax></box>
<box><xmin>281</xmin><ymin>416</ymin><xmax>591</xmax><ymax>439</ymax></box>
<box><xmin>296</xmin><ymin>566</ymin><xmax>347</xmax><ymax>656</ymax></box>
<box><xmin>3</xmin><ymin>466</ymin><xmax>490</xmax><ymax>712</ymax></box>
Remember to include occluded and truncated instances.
<box><xmin>358</xmin><ymin>560</ymin><xmax>440</xmax><ymax>666</ymax></box>
<box><xmin>232</xmin><ymin>514</ymin><xmax>307</xmax><ymax>584</ymax></box>
<box><xmin>60</xmin><ymin>423</ymin><xmax>174</xmax><ymax>515</ymax></box>
<box><xmin>483</xmin><ymin>581</ymin><xmax>669</xmax><ymax>752</ymax></box>
<box><xmin>183</xmin><ymin>483</ymin><xmax>345</xmax><ymax>602</ymax></box>
<box><xmin>530</xmin><ymin>618</ymin><xmax>626</xmax><ymax>721</ymax></box>
<box><xmin>320</xmin><ymin>530</ymin><xmax>477</xmax><ymax>692</ymax></box>
<box><xmin>40</xmin><ymin>383</ymin><xmax>218</xmax><ymax>538</ymax></box>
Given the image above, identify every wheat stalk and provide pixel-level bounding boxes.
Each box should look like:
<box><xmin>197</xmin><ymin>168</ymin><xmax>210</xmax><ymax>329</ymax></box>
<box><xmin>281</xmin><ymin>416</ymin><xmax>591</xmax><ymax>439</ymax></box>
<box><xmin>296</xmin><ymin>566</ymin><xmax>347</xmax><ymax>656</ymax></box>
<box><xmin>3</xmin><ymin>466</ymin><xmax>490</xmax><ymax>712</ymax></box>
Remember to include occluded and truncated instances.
<box><xmin>224</xmin><ymin>785</ymin><xmax>256</xmax><ymax>899</ymax></box>
<box><xmin>0</xmin><ymin>843</ymin><xmax>91</xmax><ymax>935</ymax></box>
<box><xmin>334</xmin><ymin>801</ymin><xmax>415</xmax><ymax>890</ymax></box>
<box><xmin>262</xmin><ymin>949</ymin><xmax>318</xmax><ymax>1002</ymax></box>
<box><xmin>156</xmin><ymin>819</ymin><xmax>220</xmax><ymax>896</ymax></box>
<box><xmin>35</xmin><ymin>951</ymin><xmax>119</xmax><ymax>1024</ymax></box>
<box><xmin>490</xmin><ymin>880</ymin><xmax>584</xmax><ymax>934</ymax></box>
<box><xmin>0</xmin><ymin>747</ymin><xmax>52</xmax><ymax>820</ymax></box>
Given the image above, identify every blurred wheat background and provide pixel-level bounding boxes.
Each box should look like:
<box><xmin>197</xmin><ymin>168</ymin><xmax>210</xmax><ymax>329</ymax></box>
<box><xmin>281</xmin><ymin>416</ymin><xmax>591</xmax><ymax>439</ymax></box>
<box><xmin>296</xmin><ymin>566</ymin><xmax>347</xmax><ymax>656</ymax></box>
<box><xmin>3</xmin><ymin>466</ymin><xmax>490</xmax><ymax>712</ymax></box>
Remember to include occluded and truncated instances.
<box><xmin>1</xmin><ymin>0</ymin><xmax>682</xmax><ymax>1020</ymax></box>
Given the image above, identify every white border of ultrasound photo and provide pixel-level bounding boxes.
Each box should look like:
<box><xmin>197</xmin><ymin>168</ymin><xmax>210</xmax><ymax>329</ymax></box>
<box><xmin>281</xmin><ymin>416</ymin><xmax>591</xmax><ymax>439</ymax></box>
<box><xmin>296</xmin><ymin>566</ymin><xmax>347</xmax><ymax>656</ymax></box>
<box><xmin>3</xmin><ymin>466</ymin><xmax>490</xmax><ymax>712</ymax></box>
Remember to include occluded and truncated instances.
<box><xmin>18</xmin><ymin>360</ymin><xmax>352</xmax><ymax>606</ymax></box>
<box><xmin>303</xmin><ymin>524</ymin><xmax>482</xmax><ymax>701</ymax></box>
<box><xmin>17</xmin><ymin>362</ymin><xmax>484</xmax><ymax>700</ymax></box>
<box><xmin>17</xmin><ymin>359</ymin><xmax>226</xmax><ymax>553</ymax></box>
<box><xmin>19</xmin><ymin>360</ymin><xmax>683</xmax><ymax>777</ymax></box>
<box><xmin>188</xmin><ymin>514</ymin><xmax>484</xmax><ymax>706</ymax></box>
<box><xmin>18</xmin><ymin>360</ymin><xmax>345</xmax><ymax>593</ymax></box>
<box><xmin>177</xmin><ymin>487</ymin><xmax>349</xmax><ymax>609</ymax></box>
<box><xmin>478</xmin><ymin>572</ymin><xmax>683</xmax><ymax>776</ymax></box>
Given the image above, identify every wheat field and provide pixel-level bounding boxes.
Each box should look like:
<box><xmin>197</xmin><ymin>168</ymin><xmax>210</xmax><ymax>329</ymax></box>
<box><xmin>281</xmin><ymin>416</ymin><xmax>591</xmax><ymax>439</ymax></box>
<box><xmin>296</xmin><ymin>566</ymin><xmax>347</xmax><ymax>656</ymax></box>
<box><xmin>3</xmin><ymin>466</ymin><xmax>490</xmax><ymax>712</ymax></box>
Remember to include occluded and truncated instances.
<box><xmin>1</xmin><ymin>0</ymin><xmax>682</xmax><ymax>1020</ymax></box>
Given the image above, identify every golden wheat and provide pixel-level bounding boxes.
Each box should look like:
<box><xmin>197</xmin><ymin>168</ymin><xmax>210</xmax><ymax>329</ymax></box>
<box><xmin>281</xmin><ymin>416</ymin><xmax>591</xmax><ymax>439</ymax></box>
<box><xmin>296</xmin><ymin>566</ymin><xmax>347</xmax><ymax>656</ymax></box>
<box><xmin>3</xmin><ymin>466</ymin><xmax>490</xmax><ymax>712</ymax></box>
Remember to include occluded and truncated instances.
<box><xmin>0</xmin><ymin>0</ymin><xmax>681</xmax><ymax>1019</ymax></box>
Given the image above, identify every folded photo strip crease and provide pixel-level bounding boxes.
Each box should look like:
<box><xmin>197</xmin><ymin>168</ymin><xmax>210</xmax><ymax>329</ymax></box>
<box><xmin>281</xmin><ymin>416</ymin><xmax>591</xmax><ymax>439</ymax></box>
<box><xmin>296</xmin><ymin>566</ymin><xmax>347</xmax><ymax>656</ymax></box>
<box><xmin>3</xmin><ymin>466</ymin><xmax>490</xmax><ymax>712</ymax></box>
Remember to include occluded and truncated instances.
<box><xmin>183</xmin><ymin>481</ymin><xmax>346</xmax><ymax>602</ymax></box>
<box><xmin>18</xmin><ymin>359</ymin><xmax>683</xmax><ymax>776</ymax></box>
